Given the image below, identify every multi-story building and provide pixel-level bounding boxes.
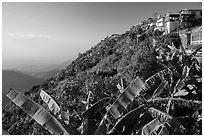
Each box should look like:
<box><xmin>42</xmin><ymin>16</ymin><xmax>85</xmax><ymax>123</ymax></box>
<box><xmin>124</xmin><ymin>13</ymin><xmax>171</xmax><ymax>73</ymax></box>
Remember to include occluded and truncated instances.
<box><xmin>190</xmin><ymin>26</ymin><xmax>202</xmax><ymax>48</ymax></box>
<box><xmin>180</xmin><ymin>9</ymin><xmax>202</xmax><ymax>20</ymax></box>
<box><xmin>179</xmin><ymin>26</ymin><xmax>202</xmax><ymax>49</ymax></box>
<box><xmin>155</xmin><ymin>16</ymin><xmax>165</xmax><ymax>31</ymax></box>
<box><xmin>164</xmin><ymin>13</ymin><xmax>180</xmax><ymax>34</ymax></box>
<box><xmin>180</xmin><ymin>9</ymin><xmax>202</xmax><ymax>29</ymax></box>
<box><xmin>155</xmin><ymin>9</ymin><xmax>202</xmax><ymax>34</ymax></box>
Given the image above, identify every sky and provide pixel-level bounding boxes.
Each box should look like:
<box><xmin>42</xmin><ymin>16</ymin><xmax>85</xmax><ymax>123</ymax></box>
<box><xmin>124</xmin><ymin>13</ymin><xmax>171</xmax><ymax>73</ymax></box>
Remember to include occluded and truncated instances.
<box><xmin>2</xmin><ymin>2</ymin><xmax>202</xmax><ymax>71</ymax></box>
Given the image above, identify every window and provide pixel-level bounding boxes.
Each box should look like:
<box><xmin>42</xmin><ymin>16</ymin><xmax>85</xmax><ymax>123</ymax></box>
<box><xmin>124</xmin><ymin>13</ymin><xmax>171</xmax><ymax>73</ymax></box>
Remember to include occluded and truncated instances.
<box><xmin>200</xmin><ymin>31</ymin><xmax>202</xmax><ymax>40</ymax></box>
<box><xmin>187</xmin><ymin>34</ymin><xmax>191</xmax><ymax>45</ymax></box>
<box><xmin>191</xmin><ymin>31</ymin><xmax>202</xmax><ymax>45</ymax></box>
<box><xmin>191</xmin><ymin>32</ymin><xmax>200</xmax><ymax>42</ymax></box>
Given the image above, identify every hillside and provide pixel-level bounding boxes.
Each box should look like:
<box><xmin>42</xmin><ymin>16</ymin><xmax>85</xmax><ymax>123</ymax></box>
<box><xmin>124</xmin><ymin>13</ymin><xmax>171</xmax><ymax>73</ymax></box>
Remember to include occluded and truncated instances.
<box><xmin>2</xmin><ymin>70</ymin><xmax>43</xmax><ymax>107</ymax></box>
<box><xmin>2</xmin><ymin>22</ymin><xmax>202</xmax><ymax>135</ymax></box>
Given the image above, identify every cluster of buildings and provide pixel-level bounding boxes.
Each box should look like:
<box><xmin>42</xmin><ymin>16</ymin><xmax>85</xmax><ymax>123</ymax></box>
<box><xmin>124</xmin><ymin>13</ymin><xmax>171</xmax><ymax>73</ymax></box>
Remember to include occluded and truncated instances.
<box><xmin>154</xmin><ymin>9</ymin><xmax>202</xmax><ymax>34</ymax></box>
<box><xmin>144</xmin><ymin>9</ymin><xmax>202</xmax><ymax>62</ymax></box>
<box><xmin>149</xmin><ymin>9</ymin><xmax>201</xmax><ymax>49</ymax></box>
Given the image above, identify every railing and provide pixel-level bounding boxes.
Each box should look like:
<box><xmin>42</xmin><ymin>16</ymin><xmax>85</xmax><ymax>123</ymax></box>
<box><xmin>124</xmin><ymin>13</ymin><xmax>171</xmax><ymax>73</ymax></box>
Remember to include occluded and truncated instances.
<box><xmin>191</xmin><ymin>40</ymin><xmax>202</xmax><ymax>45</ymax></box>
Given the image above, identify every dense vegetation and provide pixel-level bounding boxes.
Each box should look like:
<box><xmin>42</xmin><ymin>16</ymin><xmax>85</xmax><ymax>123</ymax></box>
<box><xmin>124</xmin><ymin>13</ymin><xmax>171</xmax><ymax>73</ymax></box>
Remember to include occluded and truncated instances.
<box><xmin>2</xmin><ymin>21</ymin><xmax>202</xmax><ymax>135</ymax></box>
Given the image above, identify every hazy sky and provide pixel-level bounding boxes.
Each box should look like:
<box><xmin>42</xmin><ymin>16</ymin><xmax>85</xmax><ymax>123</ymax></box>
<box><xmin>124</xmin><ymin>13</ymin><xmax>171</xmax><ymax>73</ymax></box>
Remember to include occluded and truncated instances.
<box><xmin>2</xmin><ymin>2</ymin><xmax>202</xmax><ymax>70</ymax></box>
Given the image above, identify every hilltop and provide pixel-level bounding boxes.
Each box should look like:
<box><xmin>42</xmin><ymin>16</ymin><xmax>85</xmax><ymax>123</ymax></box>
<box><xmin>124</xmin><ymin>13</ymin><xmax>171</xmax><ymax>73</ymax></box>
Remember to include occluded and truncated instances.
<box><xmin>2</xmin><ymin>16</ymin><xmax>202</xmax><ymax>135</ymax></box>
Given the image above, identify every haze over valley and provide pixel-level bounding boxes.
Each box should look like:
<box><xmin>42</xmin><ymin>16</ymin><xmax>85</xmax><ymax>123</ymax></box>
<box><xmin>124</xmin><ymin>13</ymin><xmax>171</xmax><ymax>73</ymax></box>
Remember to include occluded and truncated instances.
<box><xmin>2</xmin><ymin>70</ymin><xmax>43</xmax><ymax>106</ymax></box>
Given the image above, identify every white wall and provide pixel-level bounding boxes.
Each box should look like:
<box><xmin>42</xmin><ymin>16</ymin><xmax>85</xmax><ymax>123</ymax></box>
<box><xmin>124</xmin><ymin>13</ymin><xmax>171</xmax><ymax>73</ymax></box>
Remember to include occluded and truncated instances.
<box><xmin>166</xmin><ymin>20</ymin><xmax>180</xmax><ymax>33</ymax></box>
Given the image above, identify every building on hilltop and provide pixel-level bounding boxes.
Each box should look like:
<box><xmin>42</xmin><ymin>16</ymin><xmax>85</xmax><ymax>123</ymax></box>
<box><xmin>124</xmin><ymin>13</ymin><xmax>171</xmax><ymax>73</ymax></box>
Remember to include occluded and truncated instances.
<box><xmin>154</xmin><ymin>9</ymin><xmax>202</xmax><ymax>35</ymax></box>
<box><xmin>179</xmin><ymin>9</ymin><xmax>202</xmax><ymax>29</ymax></box>
<box><xmin>164</xmin><ymin>13</ymin><xmax>180</xmax><ymax>34</ymax></box>
<box><xmin>155</xmin><ymin>16</ymin><xmax>165</xmax><ymax>32</ymax></box>
<box><xmin>180</xmin><ymin>9</ymin><xmax>202</xmax><ymax>19</ymax></box>
<box><xmin>190</xmin><ymin>26</ymin><xmax>202</xmax><ymax>48</ymax></box>
<box><xmin>179</xmin><ymin>26</ymin><xmax>202</xmax><ymax>63</ymax></box>
<box><xmin>179</xmin><ymin>26</ymin><xmax>202</xmax><ymax>49</ymax></box>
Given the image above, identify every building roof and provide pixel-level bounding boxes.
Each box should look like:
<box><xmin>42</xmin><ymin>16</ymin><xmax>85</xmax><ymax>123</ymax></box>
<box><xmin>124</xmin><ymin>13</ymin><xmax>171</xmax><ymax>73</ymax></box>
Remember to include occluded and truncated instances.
<box><xmin>179</xmin><ymin>9</ymin><xmax>202</xmax><ymax>13</ymax></box>
<box><xmin>166</xmin><ymin>13</ymin><xmax>180</xmax><ymax>17</ymax></box>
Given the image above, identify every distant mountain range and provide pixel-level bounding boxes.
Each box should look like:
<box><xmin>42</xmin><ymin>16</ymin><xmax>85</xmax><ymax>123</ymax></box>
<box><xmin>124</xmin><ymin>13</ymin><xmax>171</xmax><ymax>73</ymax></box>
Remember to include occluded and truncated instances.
<box><xmin>23</xmin><ymin>60</ymin><xmax>72</xmax><ymax>79</ymax></box>
<box><xmin>5</xmin><ymin>60</ymin><xmax>73</xmax><ymax>73</ymax></box>
<box><xmin>2</xmin><ymin>70</ymin><xmax>43</xmax><ymax>107</ymax></box>
<box><xmin>2</xmin><ymin>60</ymin><xmax>72</xmax><ymax>107</ymax></box>
<box><xmin>27</xmin><ymin>69</ymin><xmax>60</xmax><ymax>80</ymax></box>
